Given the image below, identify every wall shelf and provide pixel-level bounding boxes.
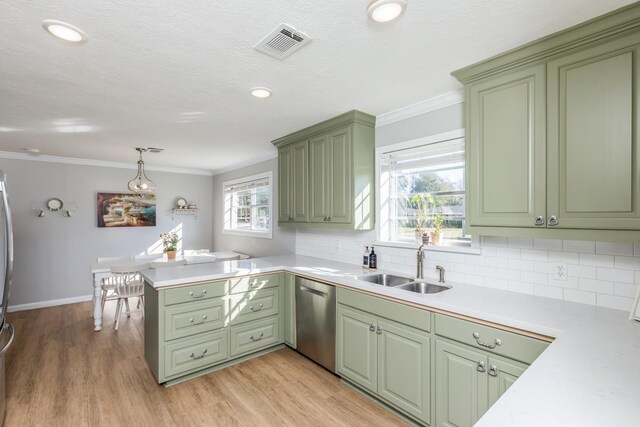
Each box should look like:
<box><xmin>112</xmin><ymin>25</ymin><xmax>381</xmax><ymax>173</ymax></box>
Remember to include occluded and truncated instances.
<box><xmin>171</xmin><ymin>208</ymin><xmax>199</xmax><ymax>220</ymax></box>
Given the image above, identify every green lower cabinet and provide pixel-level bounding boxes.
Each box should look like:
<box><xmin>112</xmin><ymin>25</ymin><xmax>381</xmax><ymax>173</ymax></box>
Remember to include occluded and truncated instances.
<box><xmin>283</xmin><ymin>273</ymin><xmax>296</xmax><ymax>348</ymax></box>
<box><xmin>486</xmin><ymin>356</ymin><xmax>527</xmax><ymax>408</ymax></box>
<box><xmin>336</xmin><ymin>305</ymin><xmax>378</xmax><ymax>394</ymax></box>
<box><xmin>377</xmin><ymin>320</ymin><xmax>431</xmax><ymax>424</ymax></box>
<box><xmin>337</xmin><ymin>304</ymin><xmax>431</xmax><ymax>425</ymax></box>
<box><xmin>436</xmin><ymin>340</ymin><xmax>488</xmax><ymax>427</ymax></box>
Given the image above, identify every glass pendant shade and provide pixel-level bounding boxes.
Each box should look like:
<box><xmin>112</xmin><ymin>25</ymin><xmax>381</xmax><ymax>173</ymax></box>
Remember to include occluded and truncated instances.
<box><xmin>128</xmin><ymin>149</ymin><xmax>156</xmax><ymax>194</ymax></box>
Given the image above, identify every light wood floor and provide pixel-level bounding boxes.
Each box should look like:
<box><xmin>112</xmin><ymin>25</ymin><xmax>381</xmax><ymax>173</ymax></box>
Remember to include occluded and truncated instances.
<box><xmin>5</xmin><ymin>301</ymin><xmax>406</xmax><ymax>426</ymax></box>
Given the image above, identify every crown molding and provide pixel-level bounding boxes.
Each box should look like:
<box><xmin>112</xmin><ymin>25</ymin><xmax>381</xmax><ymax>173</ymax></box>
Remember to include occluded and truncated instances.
<box><xmin>375</xmin><ymin>90</ymin><xmax>465</xmax><ymax>128</ymax></box>
<box><xmin>0</xmin><ymin>151</ymin><xmax>214</xmax><ymax>176</ymax></box>
<box><xmin>211</xmin><ymin>152</ymin><xmax>279</xmax><ymax>176</ymax></box>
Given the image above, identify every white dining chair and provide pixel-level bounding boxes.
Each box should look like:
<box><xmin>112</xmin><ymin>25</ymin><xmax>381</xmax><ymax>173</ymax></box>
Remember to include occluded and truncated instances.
<box><xmin>105</xmin><ymin>264</ymin><xmax>150</xmax><ymax>330</ymax></box>
<box><xmin>97</xmin><ymin>256</ymin><xmax>135</xmax><ymax>314</ymax></box>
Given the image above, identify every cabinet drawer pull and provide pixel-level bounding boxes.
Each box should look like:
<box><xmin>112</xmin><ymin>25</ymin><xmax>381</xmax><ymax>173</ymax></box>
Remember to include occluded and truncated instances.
<box><xmin>250</xmin><ymin>332</ymin><xmax>264</xmax><ymax>342</ymax></box>
<box><xmin>472</xmin><ymin>332</ymin><xmax>502</xmax><ymax>349</ymax></box>
<box><xmin>369</xmin><ymin>324</ymin><xmax>375</xmax><ymax>332</ymax></box>
<box><xmin>477</xmin><ymin>361</ymin><xmax>486</xmax><ymax>372</ymax></box>
<box><xmin>249</xmin><ymin>281</ymin><xmax>260</xmax><ymax>289</ymax></box>
<box><xmin>250</xmin><ymin>303</ymin><xmax>264</xmax><ymax>312</ymax></box>
<box><xmin>488</xmin><ymin>365</ymin><xmax>498</xmax><ymax>377</ymax></box>
<box><xmin>189</xmin><ymin>315</ymin><xmax>208</xmax><ymax>325</ymax></box>
<box><xmin>376</xmin><ymin>326</ymin><xmax>383</xmax><ymax>335</ymax></box>
<box><xmin>548</xmin><ymin>215</ymin><xmax>558</xmax><ymax>226</ymax></box>
<box><xmin>189</xmin><ymin>349</ymin><xmax>208</xmax><ymax>359</ymax></box>
<box><xmin>534</xmin><ymin>215</ymin><xmax>545</xmax><ymax>226</ymax></box>
<box><xmin>189</xmin><ymin>290</ymin><xmax>207</xmax><ymax>299</ymax></box>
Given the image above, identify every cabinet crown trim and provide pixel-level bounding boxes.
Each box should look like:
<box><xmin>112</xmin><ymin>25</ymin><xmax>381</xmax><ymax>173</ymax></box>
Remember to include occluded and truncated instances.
<box><xmin>271</xmin><ymin>110</ymin><xmax>375</xmax><ymax>148</ymax></box>
<box><xmin>452</xmin><ymin>2</ymin><xmax>640</xmax><ymax>83</ymax></box>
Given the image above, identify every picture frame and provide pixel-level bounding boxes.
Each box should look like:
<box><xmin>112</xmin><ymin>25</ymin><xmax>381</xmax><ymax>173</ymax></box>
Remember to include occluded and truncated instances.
<box><xmin>97</xmin><ymin>192</ymin><xmax>156</xmax><ymax>227</ymax></box>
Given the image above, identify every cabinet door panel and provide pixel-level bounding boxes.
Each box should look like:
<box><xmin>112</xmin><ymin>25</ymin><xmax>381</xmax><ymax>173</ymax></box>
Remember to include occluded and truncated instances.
<box><xmin>436</xmin><ymin>340</ymin><xmax>488</xmax><ymax>427</ymax></box>
<box><xmin>291</xmin><ymin>141</ymin><xmax>309</xmax><ymax>222</ymax></box>
<box><xmin>309</xmin><ymin>135</ymin><xmax>330</xmax><ymax>222</ymax></box>
<box><xmin>283</xmin><ymin>274</ymin><xmax>296</xmax><ymax>348</ymax></box>
<box><xmin>547</xmin><ymin>39</ymin><xmax>640</xmax><ymax>229</ymax></box>
<box><xmin>377</xmin><ymin>320</ymin><xmax>431</xmax><ymax>425</ymax></box>
<box><xmin>278</xmin><ymin>148</ymin><xmax>292</xmax><ymax>223</ymax></box>
<box><xmin>467</xmin><ymin>65</ymin><xmax>546</xmax><ymax>227</ymax></box>
<box><xmin>487</xmin><ymin>356</ymin><xmax>527</xmax><ymax>409</ymax></box>
<box><xmin>336</xmin><ymin>305</ymin><xmax>377</xmax><ymax>394</ymax></box>
<box><xmin>329</xmin><ymin>127</ymin><xmax>352</xmax><ymax>223</ymax></box>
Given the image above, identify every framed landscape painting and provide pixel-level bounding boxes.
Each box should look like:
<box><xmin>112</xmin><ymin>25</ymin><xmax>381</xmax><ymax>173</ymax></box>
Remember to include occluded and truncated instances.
<box><xmin>97</xmin><ymin>192</ymin><xmax>156</xmax><ymax>227</ymax></box>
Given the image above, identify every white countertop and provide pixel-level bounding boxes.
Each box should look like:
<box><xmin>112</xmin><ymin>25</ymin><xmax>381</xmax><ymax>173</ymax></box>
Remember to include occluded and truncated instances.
<box><xmin>140</xmin><ymin>254</ymin><xmax>640</xmax><ymax>426</ymax></box>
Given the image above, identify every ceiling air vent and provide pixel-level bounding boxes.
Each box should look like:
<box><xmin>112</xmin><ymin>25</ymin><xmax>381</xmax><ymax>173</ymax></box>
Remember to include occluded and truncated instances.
<box><xmin>254</xmin><ymin>23</ymin><xmax>312</xmax><ymax>60</ymax></box>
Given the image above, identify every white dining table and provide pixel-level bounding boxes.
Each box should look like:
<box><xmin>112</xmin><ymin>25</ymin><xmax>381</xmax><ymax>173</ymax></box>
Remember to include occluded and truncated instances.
<box><xmin>90</xmin><ymin>252</ymin><xmax>248</xmax><ymax>331</ymax></box>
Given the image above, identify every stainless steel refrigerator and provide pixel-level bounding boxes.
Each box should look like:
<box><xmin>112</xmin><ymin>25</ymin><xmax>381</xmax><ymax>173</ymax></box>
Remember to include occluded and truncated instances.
<box><xmin>0</xmin><ymin>171</ymin><xmax>15</xmax><ymax>425</ymax></box>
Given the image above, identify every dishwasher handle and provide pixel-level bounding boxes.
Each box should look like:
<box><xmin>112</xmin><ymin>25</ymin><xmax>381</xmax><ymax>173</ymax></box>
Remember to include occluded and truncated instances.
<box><xmin>298</xmin><ymin>285</ymin><xmax>328</xmax><ymax>298</ymax></box>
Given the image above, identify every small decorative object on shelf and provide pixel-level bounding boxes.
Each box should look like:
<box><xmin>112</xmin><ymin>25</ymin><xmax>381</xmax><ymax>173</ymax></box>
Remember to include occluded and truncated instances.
<box><xmin>176</xmin><ymin>197</ymin><xmax>188</xmax><ymax>209</ymax></box>
<box><xmin>31</xmin><ymin>199</ymin><xmax>78</xmax><ymax>218</ymax></box>
<box><xmin>161</xmin><ymin>231</ymin><xmax>179</xmax><ymax>260</ymax></box>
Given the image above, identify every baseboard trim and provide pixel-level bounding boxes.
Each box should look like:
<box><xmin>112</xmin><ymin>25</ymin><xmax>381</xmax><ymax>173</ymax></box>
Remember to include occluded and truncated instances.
<box><xmin>8</xmin><ymin>295</ymin><xmax>93</xmax><ymax>312</ymax></box>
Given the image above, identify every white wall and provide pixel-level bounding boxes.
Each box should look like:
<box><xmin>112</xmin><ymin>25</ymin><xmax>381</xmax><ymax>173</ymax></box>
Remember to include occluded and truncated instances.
<box><xmin>212</xmin><ymin>157</ymin><xmax>295</xmax><ymax>257</ymax></box>
<box><xmin>0</xmin><ymin>157</ymin><xmax>213</xmax><ymax>308</ymax></box>
<box><xmin>295</xmin><ymin>103</ymin><xmax>639</xmax><ymax>312</ymax></box>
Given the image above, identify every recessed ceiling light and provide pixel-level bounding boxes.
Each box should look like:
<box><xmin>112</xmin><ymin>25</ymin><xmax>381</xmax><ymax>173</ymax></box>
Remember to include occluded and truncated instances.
<box><xmin>250</xmin><ymin>87</ymin><xmax>272</xmax><ymax>98</ymax></box>
<box><xmin>42</xmin><ymin>20</ymin><xmax>87</xmax><ymax>43</ymax></box>
<box><xmin>367</xmin><ymin>0</ymin><xmax>407</xmax><ymax>23</ymax></box>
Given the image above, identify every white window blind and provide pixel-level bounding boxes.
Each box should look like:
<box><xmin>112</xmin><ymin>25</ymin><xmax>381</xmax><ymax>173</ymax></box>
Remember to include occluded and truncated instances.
<box><xmin>223</xmin><ymin>173</ymin><xmax>272</xmax><ymax>238</ymax></box>
<box><xmin>380</xmin><ymin>137</ymin><xmax>469</xmax><ymax>246</ymax></box>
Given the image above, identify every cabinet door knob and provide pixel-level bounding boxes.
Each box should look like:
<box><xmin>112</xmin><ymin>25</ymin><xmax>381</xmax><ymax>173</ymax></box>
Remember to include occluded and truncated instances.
<box><xmin>488</xmin><ymin>365</ymin><xmax>498</xmax><ymax>377</ymax></box>
<box><xmin>534</xmin><ymin>216</ymin><xmax>545</xmax><ymax>226</ymax></box>
<box><xmin>376</xmin><ymin>326</ymin><xmax>383</xmax><ymax>335</ymax></box>
<box><xmin>328</xmin><ymin>216</ymin><xmax>332</xmax><ymax>222</ymax></box>
<box><xmin>369</xmin><ymin>324</ymin><xmax>375</xmax><ymax>332</ymax></box>
<box><xmin>548</xmin><ymin>215</ymin><xmax>559</xmax><ymax>226</ymax></box>
<box><xmin>477</xmin><ymin>361</ymin><xmax>486</xmax><ymax>372</ymax></box>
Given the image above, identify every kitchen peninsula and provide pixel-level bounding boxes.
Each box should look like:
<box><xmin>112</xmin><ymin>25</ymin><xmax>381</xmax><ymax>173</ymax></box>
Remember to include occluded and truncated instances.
<box><xmin>141</xmin><ymin>256</ymin><xmax>640</xmax><ymax>427</ymax></box>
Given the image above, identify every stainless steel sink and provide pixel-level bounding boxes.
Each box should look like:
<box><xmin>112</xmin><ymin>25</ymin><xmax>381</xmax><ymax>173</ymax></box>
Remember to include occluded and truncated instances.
<box><xmin>356</xmin><ymin>273</ymin><xmax>413</xmax><ymax>287</ymax></box>
<box><xmin>394</xmin><ymin>281</ymin><xmax>451</xmax><ymax>294</ymax></box>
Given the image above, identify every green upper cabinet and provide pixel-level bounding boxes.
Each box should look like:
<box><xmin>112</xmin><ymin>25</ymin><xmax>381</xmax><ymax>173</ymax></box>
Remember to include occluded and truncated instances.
<box><xmin>272</xmin><ymin>110</ymin><xmax>375</xmax><ymax>230</ymax></box>
<box><xmin>453</xmin><ymin>3</ymin><xmax>640</xmax><ymax>241</ymax></box>
<box><xmin>547</xmin><ymin>38</ymin><xmax>640</xmax><ymax>230</ymax></box>
<box><xmin>309</xmin><ymin>126</ymin><xmax>353</xmax><ymax>224</ymax></box>
<box><xmin>466</xmin><ymin>65</ymin><xmax>546</xmax><ymax>228</ymax></box>
<box><xmin>278</xmin><ymin>139</ymin><xmax>308</xmax><ymax>223</ymax></box>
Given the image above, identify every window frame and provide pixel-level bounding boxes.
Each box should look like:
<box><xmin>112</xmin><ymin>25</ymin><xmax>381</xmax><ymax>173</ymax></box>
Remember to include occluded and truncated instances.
<box><xmin>374</xmin><ymin>129</ymin><xmax>480</xmax><ymax>254</ymax></box>
<box><xmin>222</xmin><ymin>171</ymin><xmax>273</xmax><ymax>239</ymax></box>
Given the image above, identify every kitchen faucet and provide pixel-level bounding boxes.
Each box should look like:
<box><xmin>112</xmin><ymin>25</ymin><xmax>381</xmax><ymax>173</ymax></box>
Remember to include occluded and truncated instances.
<box><xmin>416</xmin><ymin>244</ymin><xmax>425</xmax><ymax>279</ymax></box>
<box><xmin>436</xmin><ymin>265</ymin><xmax>446</xmax><ymax>283</ymax></box>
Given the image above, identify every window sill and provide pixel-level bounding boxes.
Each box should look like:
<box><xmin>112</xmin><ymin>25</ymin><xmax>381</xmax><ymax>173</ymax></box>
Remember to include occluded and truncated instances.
<box><xmin>374</xmin><ymin>240</ymin><xmax>482</xmax><ymax>255</ymax></box>
<box><xmin>223</xmin><ymin>229</ymin><xmax>272</xmax><ymax>239</ymax></box>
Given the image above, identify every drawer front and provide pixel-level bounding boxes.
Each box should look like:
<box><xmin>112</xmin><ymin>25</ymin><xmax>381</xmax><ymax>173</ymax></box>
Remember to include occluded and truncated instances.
<box><xmin>230</xmin><ymin>316</ymin><xmax>280</xmax><ymax>357</ymax></box>
<box><xmin>435</xmin><ymin>314</ymin><xmax>549</xmax><ymax>364</ymax></box>
<box><xmin>164</xmin><ymin>330</ymin><xmax>229</xmax><ymax>379</ymax></box>
<box><xmin>164</xmin><ymin>297</ymin><xmax>227</xmax><ymax>341</ymax></box>
<box><xmin>164</xmin><ymin>281</ymin><xmax>226</xmax><ymax>306</ymax></box>
<box><xmin>337</xmin><ymin>287</ymin><xmax>431</xmax><ymax>332</ymax></box>
<box><xmin>229</xmin><ymin>288</ymin><xmax>280</xmax><ymax>325</ymax></box>
<box><xmin>228</xmin><ymin>273</ymin><xmax>279</xmax><ymax>295</ymax></box>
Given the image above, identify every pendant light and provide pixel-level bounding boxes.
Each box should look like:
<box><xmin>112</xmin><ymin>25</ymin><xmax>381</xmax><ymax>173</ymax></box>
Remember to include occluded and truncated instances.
<box><xmin>128</xmin><ymin>148</ymin><xmax>156</xmax><ymax>194</ymax></box>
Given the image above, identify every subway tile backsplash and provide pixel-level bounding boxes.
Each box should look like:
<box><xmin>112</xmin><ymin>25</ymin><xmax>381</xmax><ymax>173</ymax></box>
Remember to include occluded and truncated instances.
<box><xmin>295</xmin><ymin>230</ymin><xmax>639</xmax><ymax>312</ymax></box>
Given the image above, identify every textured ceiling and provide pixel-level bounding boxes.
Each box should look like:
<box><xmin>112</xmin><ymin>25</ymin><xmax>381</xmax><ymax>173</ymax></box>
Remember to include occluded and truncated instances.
<box><xmin>0</xmin><ymin>0</ymin><xmax>635</xmax><ymax>173</ymax></box>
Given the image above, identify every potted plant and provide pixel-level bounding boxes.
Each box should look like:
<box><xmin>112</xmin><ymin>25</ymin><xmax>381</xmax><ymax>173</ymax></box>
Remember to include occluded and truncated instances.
<box><xmin>410</xmin><ymin>193</ymin><xmax>433</xmax><ymax>244</ymax></box>
<box><xmin>430</xmin><ymin>212</ymin><xmax>444</xmax><ymax>246</ymax></box>
<box><xmin>160</xmin><ymin>231</ymin><xmax>179</xmax><ymax>260</ymax></box>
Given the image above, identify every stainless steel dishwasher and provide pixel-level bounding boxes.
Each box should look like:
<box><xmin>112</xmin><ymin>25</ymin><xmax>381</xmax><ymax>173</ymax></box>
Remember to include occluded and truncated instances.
<box><xmin>295</xmin><ymin>277</ymin><xmax>336</xmax><ymax>372</ymax></box>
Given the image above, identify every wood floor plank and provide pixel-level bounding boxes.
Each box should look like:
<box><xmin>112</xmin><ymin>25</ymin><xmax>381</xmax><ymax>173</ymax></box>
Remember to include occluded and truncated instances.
<box><xmin>4</xmin><ymin>302</ymin><xmax>406</xmax><ymax>426</ymax></box>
